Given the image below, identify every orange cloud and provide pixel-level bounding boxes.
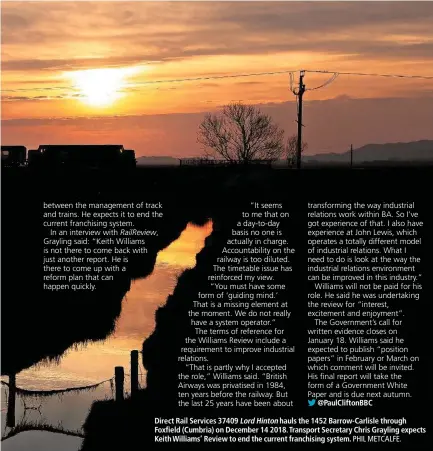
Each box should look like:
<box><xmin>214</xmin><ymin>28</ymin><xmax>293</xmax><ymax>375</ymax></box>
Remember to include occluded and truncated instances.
<box><xmin>2</xmin><ymin>2</ymin><xmax>433</xmax><ymax>152</ymax></box>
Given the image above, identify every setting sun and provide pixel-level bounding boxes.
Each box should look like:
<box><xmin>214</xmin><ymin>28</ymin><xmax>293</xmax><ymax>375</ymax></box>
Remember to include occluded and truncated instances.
<box><xmin>67</xmin><ymin>67</ymin><xmax>140</xmax><ymax>107</ymax></box>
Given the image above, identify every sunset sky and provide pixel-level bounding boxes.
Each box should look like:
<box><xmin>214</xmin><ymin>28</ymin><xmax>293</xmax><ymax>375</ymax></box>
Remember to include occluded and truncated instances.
<box><xmin>2</xmin><ymin>1</ymin><xmax>433</xmax><ymax>156</ymax></box>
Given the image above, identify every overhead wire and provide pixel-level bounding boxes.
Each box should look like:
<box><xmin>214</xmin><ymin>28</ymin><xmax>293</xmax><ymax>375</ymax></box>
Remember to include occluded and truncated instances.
<box><xmin>306</xmin><ymin>72</ymin><xmax>339</xmax><ymax>91</ymax></box>
<box><xmin>305</xmin><ymin>69</ymin><xmax>433</xmax><ymax>80</ymax></box>
<box><xmin>129</xmin><ymin>69</ymin><xmax>297</xmax><ymax>86</ymax></box>
<box><xmin>1</xmin><ymin>69</ymin><xmax>298</xmax><ymax>93</ymax></box>
<box><xmin>1</xmin><ymin>68</ymin><xmax>432</xmax><ymax>99</ymax></box>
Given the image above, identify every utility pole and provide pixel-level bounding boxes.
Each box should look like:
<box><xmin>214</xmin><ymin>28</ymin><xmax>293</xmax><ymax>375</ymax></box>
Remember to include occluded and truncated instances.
<box><xmin>296</xmin><ymin>70</ymin><xmax>306</xmax><ymax>169</ymax></box>
<box><xmin>350</xmin><ymin>144</ymin><xmax>353</xmax><ymax>168</ymax></box>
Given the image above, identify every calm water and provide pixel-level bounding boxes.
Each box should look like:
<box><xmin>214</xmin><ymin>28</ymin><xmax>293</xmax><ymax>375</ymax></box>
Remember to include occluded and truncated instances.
<box><xmin>1</xmin><ymin>221</ymin><xmax>212</xmax><ymax>450</ymax></box>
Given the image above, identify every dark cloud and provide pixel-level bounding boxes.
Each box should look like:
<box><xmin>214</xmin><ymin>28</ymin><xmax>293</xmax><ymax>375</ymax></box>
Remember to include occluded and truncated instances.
<box><xmin>235</xmin><ymin>81</ymin><xmax>264</xmax><ymax>86</ymax></box>
<box><xmin>6</xmin><ymin>78</ymin><xmax>66</xmax><ymax>85</ymax></box>
<box><xmin>3</xmin><ymin>38</ymin><xmax>433</xmax><ymax>73</ymax></box>
<box><xmin>2</xmin><ymin>94</ymin><xmax>65</xmax><ymax>101</ymax></box>
<box><xmin>1</xmin><ymin>13</ymin><xmax>29</xmax><ymax>28</ymax></box>
<box><xmin>1</xmin><ymin>55</ymin><xmax>153</xmax><ymax>71</ymax></box>
<box><xmin>2</xmin><ymin>2</ymin><xmax>433</xmax><ymax>72</ymax></box>
<box><xmin>2</xmin><ymin>95</ymin><xmax>35</xmax><ymax>101</ymax></box>
<box><xmin>214</xmin><ymin>2</ymin><xmax>433</xmax><ymax>34</ymax></box>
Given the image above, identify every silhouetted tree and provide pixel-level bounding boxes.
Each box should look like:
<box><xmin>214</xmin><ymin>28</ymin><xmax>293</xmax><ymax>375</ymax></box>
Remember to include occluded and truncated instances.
<box><xmin>197</xmin><ymin>102</ymin><xmax>284</xmax><ymax>164</ymax></box>
<box><xmin>286</xmin><ymin>134</ymin><xmax>308</xmax><ymax>167</ymax></box>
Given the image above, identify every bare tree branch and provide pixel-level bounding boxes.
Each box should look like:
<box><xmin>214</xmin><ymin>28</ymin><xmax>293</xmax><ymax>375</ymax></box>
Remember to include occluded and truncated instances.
<box><xmin>197</xmin><ymin>102</ymin><xmax>284</xmax><ymax>164</ymax></box>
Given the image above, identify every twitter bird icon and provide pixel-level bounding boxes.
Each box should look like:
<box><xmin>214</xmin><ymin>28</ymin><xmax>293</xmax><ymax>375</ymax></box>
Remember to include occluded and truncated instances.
<box><xmin>308</xmin><ymin>399</ymin><xmax>316</xmax><ymax>406</ymax></box>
